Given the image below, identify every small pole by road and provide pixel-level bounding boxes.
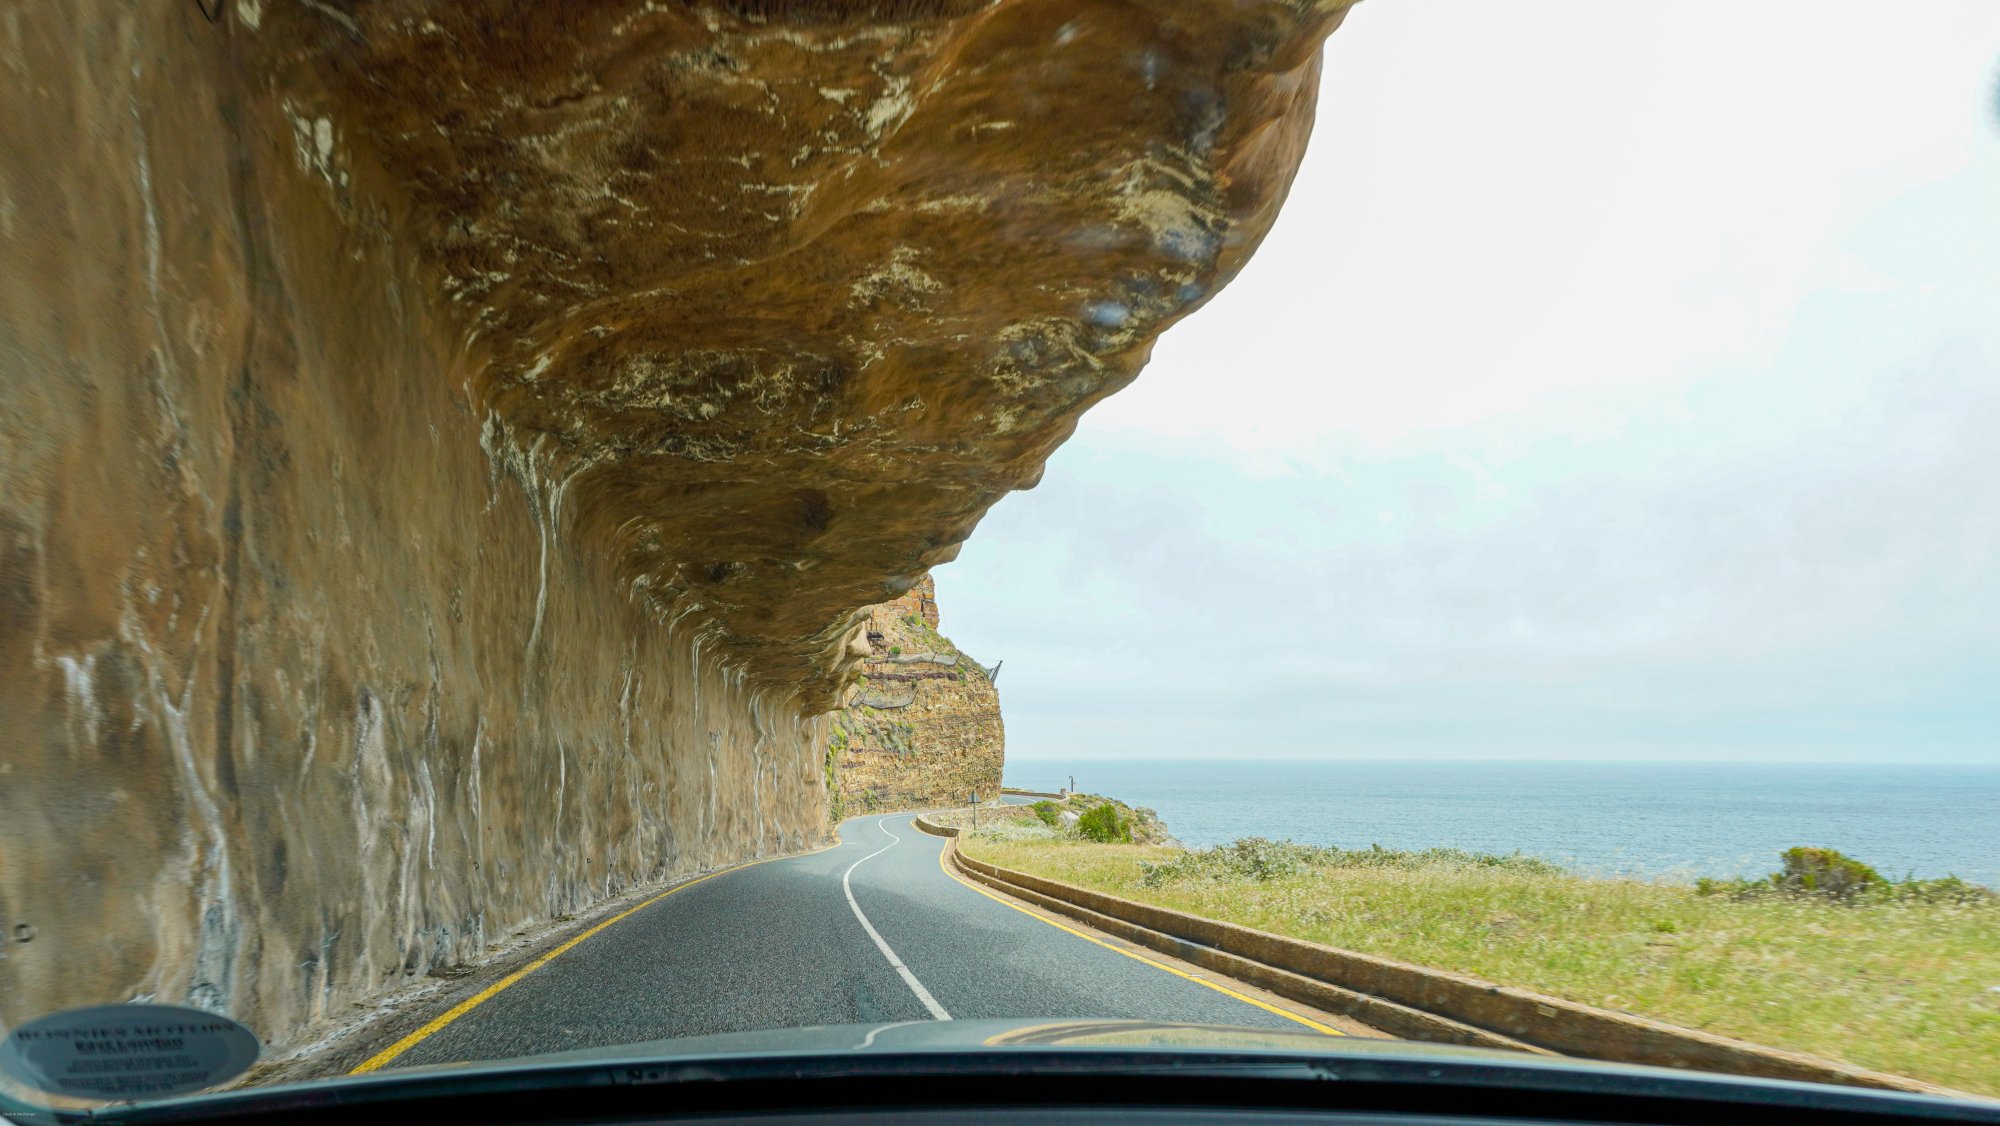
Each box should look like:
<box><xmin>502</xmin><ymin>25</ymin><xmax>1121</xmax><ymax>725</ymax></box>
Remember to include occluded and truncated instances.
<box><xmin>969</xmin><ymin>790</ymin><xmax>980</xmax><ymax>831</ymax></box>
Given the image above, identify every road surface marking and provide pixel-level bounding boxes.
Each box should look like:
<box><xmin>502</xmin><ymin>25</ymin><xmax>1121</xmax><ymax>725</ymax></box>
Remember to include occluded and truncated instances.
<box><xmin>857</xmin><ymin>1020</ymin><xmax>924</xmax><ymax>1048</ymax></box>
<box><xmin>349</xmin><ymin>847</ymin><xmax>825</xmax><ymax>1074</ymax></box>
<box><xmin>928</xmin><ymin>823</ymin><xmax>1344</xmax><ymax>1037</ymax></box>
<box><xmin>843</xmin><ymin>817</ymin><xmax>953</xmax><ymax>1020</ymax></box>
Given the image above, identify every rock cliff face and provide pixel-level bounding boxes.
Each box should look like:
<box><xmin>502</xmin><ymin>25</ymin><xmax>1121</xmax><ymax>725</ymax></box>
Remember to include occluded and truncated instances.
<box><xmin>0</xmin><ymin>0</ymin><xmax>1350</xmax><ymax>1051</ymax></box>
<box><xmin>832</xmin><ymin>576</ymin><xmax>1003</xmax><ymax>814</ymax></box>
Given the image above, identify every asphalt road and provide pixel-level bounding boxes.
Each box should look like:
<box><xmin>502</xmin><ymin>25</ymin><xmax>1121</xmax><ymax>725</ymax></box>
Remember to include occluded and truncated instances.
<box><xmin>386</xmin><ymin>808</ymin><xmax>1337</xmax><ymax>1069</ymax></box>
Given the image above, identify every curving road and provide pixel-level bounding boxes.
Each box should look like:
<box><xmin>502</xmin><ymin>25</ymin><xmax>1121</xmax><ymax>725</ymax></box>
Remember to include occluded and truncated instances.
<box><xmin>379</xmin><ymin>809</ymin><xmax>1347</xmax><ymax>1069</ymax></box>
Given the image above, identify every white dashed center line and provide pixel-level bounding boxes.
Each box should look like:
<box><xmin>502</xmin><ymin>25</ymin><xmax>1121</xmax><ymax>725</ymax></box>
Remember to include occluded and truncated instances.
<box><xmin>841</xmin><ymin>816</ymin><xmax>952</xmax><ymax>1020</ymax></box>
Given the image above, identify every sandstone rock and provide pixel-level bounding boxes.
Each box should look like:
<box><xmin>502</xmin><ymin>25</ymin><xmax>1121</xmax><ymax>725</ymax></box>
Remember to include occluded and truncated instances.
<box><xmin>832</xmin><ymin>576</ymin><xmax>1004</xmax><ymax>813</ymax></box>
<box><xmin>280</xmin><ymin>0</ymin><xmax>1354</xmax><ymax>710</ymax></box>
<box><xmin>0</xmin><ymin>0</ymin><xmax>1351</xmax><ymax>1052</ymax></box>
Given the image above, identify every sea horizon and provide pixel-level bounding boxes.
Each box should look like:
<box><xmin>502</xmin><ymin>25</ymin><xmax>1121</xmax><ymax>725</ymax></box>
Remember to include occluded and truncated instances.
<box><xmin>1001</xmin><ymin>758</ymin><xmax>2000</xmax><ymax>886</ymax></box>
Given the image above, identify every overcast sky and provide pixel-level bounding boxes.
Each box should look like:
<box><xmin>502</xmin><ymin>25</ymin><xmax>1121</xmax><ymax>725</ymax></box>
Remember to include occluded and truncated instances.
<box><xmin>937</xmin><ymin>0</ymin><xmax>2000</xmax><ymax>763</ymax></box>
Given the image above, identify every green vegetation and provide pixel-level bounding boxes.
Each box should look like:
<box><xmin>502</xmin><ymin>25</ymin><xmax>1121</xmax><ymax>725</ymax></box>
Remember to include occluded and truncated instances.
<box><xmin>1694</xmin><ymin>847</ymin><xmax>1993</xmax><ymax>906</ymax></box>
<box><xmin>1138</xmin><ymin>838</ymin><xmax>1558</xmax><ymax>887</ymax></box>
<box><xmin>1031</xmin><ymin>800</ymin><xmax>1063</xmax><ymax>828</ymax></box>
<box><xmin>960</xmin><ymin>836</ymin><xmax>2000</xmax><ymax>1095</ymax></box>
<box><xmin>1778</xmin><ymin>846</ymin><xmax>1883</xmax><ymax>898</ymax></box>
<box><xmin>1074</xmin><ymin>802</ymin><xmax>1132</xmax><ymax>843</ymax></box>
<box><xmin>821</xmin><ymin>736</ymin><xmax>844</xmax><ymax>826</ymax></box>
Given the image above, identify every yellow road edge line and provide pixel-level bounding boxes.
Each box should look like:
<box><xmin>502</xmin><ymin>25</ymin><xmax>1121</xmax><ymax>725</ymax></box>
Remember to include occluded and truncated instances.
<box><xmin>930</xmin><ymin>832</ymin><xmax>1344</xmax><ymax>1037</ymax></box>
<box><xmin>350</xmin><ymin>843</ymin><xmax>833</xmax><ymax>1075</ymax></box>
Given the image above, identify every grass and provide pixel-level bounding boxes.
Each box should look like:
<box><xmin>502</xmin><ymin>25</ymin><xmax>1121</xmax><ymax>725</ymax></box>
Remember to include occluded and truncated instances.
<box><xmin>961</xmin><ymin>834</ymin><xmax>2000</xmax><ymax>1096</ymax></box>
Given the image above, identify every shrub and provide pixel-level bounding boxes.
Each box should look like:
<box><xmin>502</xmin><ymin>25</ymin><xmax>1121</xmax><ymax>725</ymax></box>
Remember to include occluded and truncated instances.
<box><xmin>1031</xmin><ymin>800</ymin><xmax>1062</xmax><ymax>828</ymax></box>
<box><xmin>1218</xmin><ymin>838</ymin><xmax>1311</xmax><ymax>880</ymax></box>
<box><xmin>1691</xmin><ymin>848</ymin><xmax>1994</xmax><ymax>906</ymax></box>
<box><xmin>1881</xmin><ymin>874</ymin><xmax>1996</xmax><ymax>905</ymax></box>
<box><xmin>1695</xmin><ymin>876</ymin><xmax>1763</xmax><ymax>898</ymax></box>
<box><xmin>1777</xmin><ymin>847</ymin><xmax>1883</xmax><ymax>900</ymax></box>
<box><xmin>1075</xmin><ymin>803</ymin><xmax>1132</xmax><ymax>843</ymax></box>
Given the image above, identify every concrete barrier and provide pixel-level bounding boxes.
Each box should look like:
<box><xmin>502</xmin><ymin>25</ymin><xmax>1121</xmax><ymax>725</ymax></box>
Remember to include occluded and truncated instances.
<box><xmin>999</xmin><ymin>788</ymin><xmax>1067</xmax><ymax>800</ymax></box>
<box><xmin>920</xmin><ymin>818</ymin><xmax>1956</xmax><ymax>1098</ymax></box>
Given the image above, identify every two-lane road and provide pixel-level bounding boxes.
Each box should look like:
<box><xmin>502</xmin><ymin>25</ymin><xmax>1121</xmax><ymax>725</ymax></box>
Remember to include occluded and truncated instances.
<box><xmin>376</xmin><ymin>810</ymin><xmax>1350</xmax><ymax>1069</ymax></box>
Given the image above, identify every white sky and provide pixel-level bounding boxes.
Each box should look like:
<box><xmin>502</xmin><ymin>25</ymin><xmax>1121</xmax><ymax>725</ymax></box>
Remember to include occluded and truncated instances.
<box><xmin>938</xmin><ymin>0</ymin><xmax>2000</xmax><ymax>763</ymax></box>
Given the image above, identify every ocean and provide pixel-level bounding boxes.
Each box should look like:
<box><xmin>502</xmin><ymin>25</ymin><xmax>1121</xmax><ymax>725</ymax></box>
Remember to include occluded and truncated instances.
<box><xmin>1001</xmin><ymin>759</ymin><xmax>2000</xmax><ymax>886</ymax></box>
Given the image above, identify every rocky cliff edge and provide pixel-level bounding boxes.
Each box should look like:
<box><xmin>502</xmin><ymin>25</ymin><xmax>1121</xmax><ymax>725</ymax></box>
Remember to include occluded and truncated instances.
<box><xmin>0</xmin><ymin>0</ymin><xmax>1351</xmax><ymax>1050</ymax></box>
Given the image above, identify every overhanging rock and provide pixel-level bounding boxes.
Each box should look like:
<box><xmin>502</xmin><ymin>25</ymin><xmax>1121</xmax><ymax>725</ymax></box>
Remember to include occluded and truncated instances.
<box><xmin>0</xmin><ymin>0</ymin><xmax>1353</xmax><ymax>1052</ymax></box>
<box><xmin>282</xmin><ymin>0</ymin><xmax>1354</xmax><ymax>709</ymax></box>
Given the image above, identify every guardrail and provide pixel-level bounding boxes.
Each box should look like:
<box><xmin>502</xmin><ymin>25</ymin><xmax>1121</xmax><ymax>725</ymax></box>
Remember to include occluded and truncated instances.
<box><xmin>998</xmin><ymin>787</ymin><xmax>1066</xmax><ymax>800</ymax></box>
<box><xmin>913</xmin><ymin>814</ymin><xmax>1954</xmax><ymax>1097</ymax></box>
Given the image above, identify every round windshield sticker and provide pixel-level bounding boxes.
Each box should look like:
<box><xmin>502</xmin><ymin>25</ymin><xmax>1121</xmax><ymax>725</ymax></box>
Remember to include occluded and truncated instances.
<box><xmin>0</xmin><ymin>1004</ymin><xmax>260</xmax><ymax>1100</ymax></box>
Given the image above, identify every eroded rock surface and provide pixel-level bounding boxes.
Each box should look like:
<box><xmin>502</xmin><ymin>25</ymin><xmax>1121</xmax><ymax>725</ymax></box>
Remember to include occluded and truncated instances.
<box><xmin>292</xmin><ymin>0</ymin><xmax>1350</xmax><ymax>707</ymax></box>
<box><xmin>0</xmin><ymin>0</ymin><xmax>1349</xmax><ymax>1050</ymax></box>
<box><xmin>832</xmin><ymin>576</ymin><xmax>1004</xmax><ymax>813</ymax></box>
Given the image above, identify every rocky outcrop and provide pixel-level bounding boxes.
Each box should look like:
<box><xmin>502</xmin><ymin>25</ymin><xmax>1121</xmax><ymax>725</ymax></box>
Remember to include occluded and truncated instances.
<box><xmin>0</xmin><ymin>0</ymin><xmax>1351</xmax><ymax>1052</ymax></box>
<box><xmin>832</xmin><ymin>577</ymin><xmax>1003</xmax><ymax>813</ymax></box>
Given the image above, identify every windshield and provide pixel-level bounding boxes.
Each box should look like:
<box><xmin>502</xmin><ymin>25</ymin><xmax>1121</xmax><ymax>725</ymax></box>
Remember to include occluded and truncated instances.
<box><xmin>2</xmin><ymin>0</ymin><xmax>1997</xmax><ymax>1117</ymax></box>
